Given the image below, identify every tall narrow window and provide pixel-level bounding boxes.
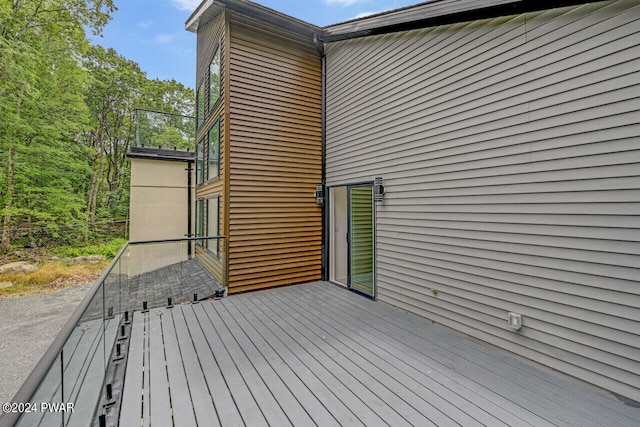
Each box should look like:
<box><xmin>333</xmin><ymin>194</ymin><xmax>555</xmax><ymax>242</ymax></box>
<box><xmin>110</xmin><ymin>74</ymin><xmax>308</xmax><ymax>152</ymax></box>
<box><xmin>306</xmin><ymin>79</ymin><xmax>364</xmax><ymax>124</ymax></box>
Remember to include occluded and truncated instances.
<box><xmin>206</xmin><ymin>196</ymin><xmax>220</xmax><ymax>256</ymax></box>
<box><xmin>207</xmin><ymin>119</ymin><xmax>220</xmax><ymax>181</ymax></box>
<box><xmin>195</xmin><ymin>199</ymin><xmax>204</xmax><ymax>247</ymax></box>
<box><xmin>197</xmin><ymin>81</ymin><xmax>205</xmax><ymax>129</ymax></box>
<box><xmin>209</xmin><ymin>46</ymin><xmax>221</xmax><ymax>111</ymax></box>
<box><xmin>196</xmin><ymin>139</ymin><xmax>204</xmax><ymax>185</ymax></box>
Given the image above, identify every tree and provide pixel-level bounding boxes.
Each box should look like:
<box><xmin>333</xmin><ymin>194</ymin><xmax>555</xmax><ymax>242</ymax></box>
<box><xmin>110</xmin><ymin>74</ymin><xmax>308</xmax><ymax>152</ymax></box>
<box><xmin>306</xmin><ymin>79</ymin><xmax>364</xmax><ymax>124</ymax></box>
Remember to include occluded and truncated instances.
<box><xmin>82</xmin><ymin>46</ymin><xmax>145</xmax><ymax>222</ymax></box>
<box><xmin>1</xmin><ymin>1</ymin><xmax>195</xmax><ymax>251</ymax></box>
<box><xmin>82</xmin><ymin>47</ymin><xmax>195</xmax><ymax>223</ymax></box>
<box><xmin>0</xmin><ymin>0</ymin><xmax>116</xmax><ymax>250</ymax></box>
<box><xmin>139</xmin><ymin>78</ymin><xmax>196</xmax><ymax>150</ymax></box>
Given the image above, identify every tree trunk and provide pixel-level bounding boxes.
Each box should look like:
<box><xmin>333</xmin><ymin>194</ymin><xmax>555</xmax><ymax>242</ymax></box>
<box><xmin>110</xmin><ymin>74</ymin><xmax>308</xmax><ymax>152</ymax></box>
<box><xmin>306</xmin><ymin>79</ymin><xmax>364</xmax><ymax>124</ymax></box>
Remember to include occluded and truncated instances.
<box><xmin>85</xmin><ymin>150</ymin><xmax>104</xmax><ymax>240</ymax></box>
<box><xmin>87</xmin><ymin>149</ymin><xmax>105</xmax><ymax>224</ymax></box>
<box><xmin>1</xmin><ymin>143</ymin><xmax>16</xmax><ymax>251</ymax></box>
<box><xmin>0</xmin><ymin>84</ymin><xmax>23</xmax><ymax>252</ymax></box>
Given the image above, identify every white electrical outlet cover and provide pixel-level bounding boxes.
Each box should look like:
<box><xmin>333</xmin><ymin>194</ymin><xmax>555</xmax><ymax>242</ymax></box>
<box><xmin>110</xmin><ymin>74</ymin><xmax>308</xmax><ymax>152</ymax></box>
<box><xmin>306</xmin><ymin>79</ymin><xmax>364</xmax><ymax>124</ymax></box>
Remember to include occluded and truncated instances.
<box><xmin>508</xmin><ymin>312</ymin><xmax>522</xmax><ymax>330</ymax></box>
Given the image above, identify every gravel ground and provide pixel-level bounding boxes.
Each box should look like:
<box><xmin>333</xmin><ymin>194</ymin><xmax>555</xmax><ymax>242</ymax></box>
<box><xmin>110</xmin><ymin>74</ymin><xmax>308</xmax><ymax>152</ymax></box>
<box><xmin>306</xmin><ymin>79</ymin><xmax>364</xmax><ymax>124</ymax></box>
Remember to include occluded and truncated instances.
<box><xmin>0</xmin><ymin>284</ymin><xmax>92</xmax><ymax>404</ymax></box>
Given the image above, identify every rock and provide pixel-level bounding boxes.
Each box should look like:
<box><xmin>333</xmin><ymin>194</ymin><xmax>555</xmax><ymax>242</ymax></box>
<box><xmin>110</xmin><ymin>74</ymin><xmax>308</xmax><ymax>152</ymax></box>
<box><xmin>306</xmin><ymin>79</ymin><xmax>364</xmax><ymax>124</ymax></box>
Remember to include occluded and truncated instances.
<box><xmin>0</xmin><ymin>261</ymin><xmax>38</xmax><ymax>274</ymax></box>
<box><xmin>0</xmin><ymin>282</ymin><xmax>14</xmax><ymax>289</ymax></box>
<box><xmin>66</xmin><ymin>255</ymin><xmax>106</xmax><ymax>265</ymax></box>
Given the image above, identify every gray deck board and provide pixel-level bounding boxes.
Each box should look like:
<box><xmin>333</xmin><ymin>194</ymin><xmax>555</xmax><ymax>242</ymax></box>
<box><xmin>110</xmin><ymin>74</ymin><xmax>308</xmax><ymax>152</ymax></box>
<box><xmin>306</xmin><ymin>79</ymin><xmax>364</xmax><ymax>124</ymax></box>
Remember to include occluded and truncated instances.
<box><xmin>191</xmin><ymin>303</ymin><xmax>269</xmax><ymax>427</ymax></box>
<box><xmin>119</xmin><ymin>312</ymin><xmax>145</xmax><ymax>427</ymax></box>
<box><xmin>226</xmin><ymin>296</ymin><xmax>357</xmax><ymax>427</ymax></box>
<box><xmin>240</xmin><ymin>292</ymin><xmax>388</xmax><ymax>426</ymax></box>
<box><xmin>310</xmin><ymin>284</ymin><xmax>585</xmax><ymax>425</ymax></box>
<box><xmin>268</xmin><ymin>287</ymin><xmax>498</xmax><ymax>426</ymax></box>
<box><xmin>212</xmin><ymin>301</ymin><xmax>313</xmax><ymax>426</ymax></box>
<box><xmin>142</xmin><ymin>312</ymin><xmax>151</xmax><ymax>427</ymax></box>
<box><xmin>148</xmin><ymin>311</ymin><xmax>172</xmax><ymax>427</ymax></box>
<box><xmin>120</xmin><ymin>281</ymin><xmax>640</xmax><ymax>427</ymax></box>
<box><xmin>314</xmin><ymin>283</ymin><xmax>640</xmax><ymax>426</ymax></box>
<box><xmin>169</xmin><ymin>307</ymin><xmax>220</xmax><ymax>427</ymax></box>
<box><xmin>289</xmin><ymin>284</ymin><xmax>549</xmax><ymax>427</ymax></box>
<box><xmin>202</xmin><ymin>303</ymin><xmax>295</xmax><ymax>427</ymax></box>
<box><xmin>180</xmin><ymin>306</ymin><xmax>243</xmax><ymax>427</ymax></box>
<box><xmin>220</xmin><ymin>297</ymin><xmax>342</xmax><ymax>427</ymax></box>
<box><xmin>162</xmin><ymin>310</ymin><xmax>198</xmax><ymax>426</ymax></box>
<box><xmin>256</xmin><ymin>290</ymin><xmax>425</xmax><ymax>427</ymax></box>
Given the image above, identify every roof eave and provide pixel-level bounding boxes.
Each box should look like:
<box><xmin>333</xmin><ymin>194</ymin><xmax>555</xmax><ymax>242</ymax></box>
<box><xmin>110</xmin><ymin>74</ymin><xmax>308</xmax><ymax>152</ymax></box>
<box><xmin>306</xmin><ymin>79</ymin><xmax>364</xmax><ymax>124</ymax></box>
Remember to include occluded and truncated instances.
<box><xmin>186</xmin><ymin>0</ymin><xmax>321</xmax><ymax>37</ymax></box>
<box><xmin>128</xmin><ymin>147</ymin><xmax>196</xmax><ymax>163</ymax></box>
<box><xmin>321</xmin><ymin>0</ymin><xmax>605</xmax><ymax>42</ymax></box>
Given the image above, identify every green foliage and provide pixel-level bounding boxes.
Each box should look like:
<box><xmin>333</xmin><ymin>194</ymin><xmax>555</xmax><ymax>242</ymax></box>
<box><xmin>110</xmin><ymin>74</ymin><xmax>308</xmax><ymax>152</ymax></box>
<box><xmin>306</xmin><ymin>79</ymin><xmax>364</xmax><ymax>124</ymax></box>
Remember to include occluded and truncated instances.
<box><xmin>0</xmin><ymin>0</ymin><xmax>194</xmax><ymax>252</ymax></box>
<box><xmin>53</xmin><ymin>237</ymin><xmax>127</xmax><ymax>259</ymax></box>
<box><xmin>1</xmin><ymin>0</ymin><xmax>115</xmax><ymax>250</ymax></box>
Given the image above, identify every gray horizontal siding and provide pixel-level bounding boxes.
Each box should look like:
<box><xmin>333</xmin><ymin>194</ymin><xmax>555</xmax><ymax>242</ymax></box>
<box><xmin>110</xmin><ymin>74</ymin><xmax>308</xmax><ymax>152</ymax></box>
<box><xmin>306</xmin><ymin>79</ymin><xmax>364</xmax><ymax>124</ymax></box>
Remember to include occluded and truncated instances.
<box><xmin>325</xmin><ymin>0</ymin><xmax>640</xmax><ymax>402</ymax></box>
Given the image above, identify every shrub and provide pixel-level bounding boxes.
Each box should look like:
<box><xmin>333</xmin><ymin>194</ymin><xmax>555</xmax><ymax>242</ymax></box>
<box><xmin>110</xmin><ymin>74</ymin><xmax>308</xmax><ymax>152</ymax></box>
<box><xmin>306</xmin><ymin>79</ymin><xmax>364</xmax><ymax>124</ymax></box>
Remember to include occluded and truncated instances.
<box><xmin>54</xmin><ymin>238</ymin><xmax>127</xmax><ymax>259</ymax></box>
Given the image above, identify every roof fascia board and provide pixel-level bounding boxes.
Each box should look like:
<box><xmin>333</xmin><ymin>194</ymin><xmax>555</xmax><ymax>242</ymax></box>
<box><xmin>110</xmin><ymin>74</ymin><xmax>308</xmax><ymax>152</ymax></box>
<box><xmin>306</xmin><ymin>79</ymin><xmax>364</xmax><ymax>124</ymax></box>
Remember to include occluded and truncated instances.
<box><xmin>128</xmin><ymin>147</ymin><xmax>195</xmax><ymax>162</ymax></box>
<box><xmin>186</xmin><ymin>0</ymin><xmax>321</xmax><ymax>36</ymax></box>
<box><xmin>186</xmin><ymin>1</ymin><xmax>605</xmax><ymax>44</ymax></box>
<box><xmin>321</xmin><ymin>0</ymin><xmax>605</xmax><ymax>42</ymax></box>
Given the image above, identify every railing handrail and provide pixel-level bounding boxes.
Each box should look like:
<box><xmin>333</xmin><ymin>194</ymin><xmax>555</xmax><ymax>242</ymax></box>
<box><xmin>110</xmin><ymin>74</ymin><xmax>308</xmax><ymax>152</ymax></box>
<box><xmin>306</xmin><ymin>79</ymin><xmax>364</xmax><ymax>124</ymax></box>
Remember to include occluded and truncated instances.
<box><xmin>129</xmin><ymin>235</ymin><xmax>226</xmax><ymax>245</ymax></box>
<box><xmin>1</xmin><ymin>242</ymin><xmax>130</xmax><ymax>427</ymax></box>
<box><xmin>1</xmin><ymin>235</ymin><xmax>228</xmax><ymax>426</ymax></box>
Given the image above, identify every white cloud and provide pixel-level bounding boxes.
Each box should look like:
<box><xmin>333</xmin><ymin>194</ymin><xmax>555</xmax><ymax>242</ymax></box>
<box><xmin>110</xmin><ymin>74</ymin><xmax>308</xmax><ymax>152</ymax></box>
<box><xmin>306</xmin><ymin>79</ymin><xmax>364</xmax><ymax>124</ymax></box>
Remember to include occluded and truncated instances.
<box><xmin>171</xmin><ymin>0</ymin><xmax>201</xmax><ymax>11</ymax></box>
<box><xmin>154</xmin><ymin>33</ymin><xmax>176</xmax><ymax>44</ymax></box>
<box><xmin>324</xmin><ymin>0</ymin><xmax>366</xmax><ymax>6</ymax></box>
<box><xmin>353</xmin><ymin>11</ymin><xmax>382</xmax><ymax>19</ymax></box>
<box><xmin>138</xmin><ymin>20</ymin><xmax>153</xmax><ymax>29</ymax></box>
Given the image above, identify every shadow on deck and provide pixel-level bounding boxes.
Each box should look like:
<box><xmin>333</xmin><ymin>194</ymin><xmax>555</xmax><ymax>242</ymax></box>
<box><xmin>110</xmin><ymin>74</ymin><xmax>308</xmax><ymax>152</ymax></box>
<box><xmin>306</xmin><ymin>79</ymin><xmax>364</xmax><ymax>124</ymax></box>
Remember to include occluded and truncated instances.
<box><xmin>127</xmin><ymin>258</ymin><xmax>224</xmax><ymax>310</ymax></box>
<box><xmin>113</xmin><ymin>281</ymin><xmax>639</xmax><ymax>427</ymax></box>
<box><xmin>80</xmin><ymin>258</ymin><xmax>224</xmax><ymax>322</ymax></box>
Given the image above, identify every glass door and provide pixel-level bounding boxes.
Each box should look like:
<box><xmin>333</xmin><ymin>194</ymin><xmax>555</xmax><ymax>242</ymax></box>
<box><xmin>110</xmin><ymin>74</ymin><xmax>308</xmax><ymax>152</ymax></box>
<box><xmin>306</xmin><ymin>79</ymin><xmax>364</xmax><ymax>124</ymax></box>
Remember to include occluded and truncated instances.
<box><xmin>348</xmin><ymin>185</ymin><xmax>374</xmax><ymax>297</ymax></box>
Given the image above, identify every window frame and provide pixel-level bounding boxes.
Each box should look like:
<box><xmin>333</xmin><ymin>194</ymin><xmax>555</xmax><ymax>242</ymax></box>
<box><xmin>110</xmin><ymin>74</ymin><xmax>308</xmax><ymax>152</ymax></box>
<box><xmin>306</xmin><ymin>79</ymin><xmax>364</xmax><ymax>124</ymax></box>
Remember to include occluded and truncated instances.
<box><xmin>196</xmin><ymin>138</ymin><xmax>204</xmax><ymax>186</ymax></box>
<box><xmin>206</xmin><ymin>118</ymin><xmax>220</xmax><ymax>182</ymax></box>
<box><xmin>196</xmin><ymin>81</ymin><xmax>205</xmax><ymax>130</ymax></box>
<box><xmin>208</xmin><ymin>44</ymin><xmax>221</xmax><ymax>113</ymax></box>
<box><xmin>195</xmin><ymin>198</ymin><xmax>204</xmax><ymax>247</ymax></box>
<box><xmin>206</xmin><ymin>195</ymin><xmax>220</xmax><ymax>257</ymax></box>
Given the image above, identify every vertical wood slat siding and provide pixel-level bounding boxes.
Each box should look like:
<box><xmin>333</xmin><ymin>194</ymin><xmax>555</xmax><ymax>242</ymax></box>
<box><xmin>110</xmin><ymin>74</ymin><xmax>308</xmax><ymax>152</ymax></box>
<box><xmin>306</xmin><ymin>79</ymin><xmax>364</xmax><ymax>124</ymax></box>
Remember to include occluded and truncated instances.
<box><xmin>228</xmin><ymin>14</ymin><xmax>322</xmax><ymax>294</ymax></box>
<box><xmin>196</xmin><ymin>12</ymin><xmax>227</xmax><ymax>286</ymax></box>
<box><xmin>325</xmin><ymin>0</ymin><xmax>640</xmax><ymax>402</ymax></box>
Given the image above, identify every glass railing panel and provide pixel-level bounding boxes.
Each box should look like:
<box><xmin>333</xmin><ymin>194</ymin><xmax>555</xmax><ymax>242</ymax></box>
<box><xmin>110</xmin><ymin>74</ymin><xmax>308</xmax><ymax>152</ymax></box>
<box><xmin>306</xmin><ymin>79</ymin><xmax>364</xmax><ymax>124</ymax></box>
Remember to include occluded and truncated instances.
<box><xmin>13</xmin><ymin>352</ymin><xmax>64</xmax><ymax>426</ymax></box>
<box><xmin>135</xmin><ymin>108</ymin><xmax>195</xmax><ymax>150</ymax></box>
<box><xmin>127</xmin><ymin>239</ymin><xmax>190</xmax><ymax>309</ymax></box>
<box><xmin>94</xmin><ymin>252</ymin><xmax>124</xmax><ymax>425</ymax></box>
<box><xmin>5</xmin><ymin>237</ymin><xmax>226</xmax><ymax>427</ymax></box>
<box><xmin>193</xmin><ymin>236</ymin><xmax>226</xmax><ymax>299</ymax></box>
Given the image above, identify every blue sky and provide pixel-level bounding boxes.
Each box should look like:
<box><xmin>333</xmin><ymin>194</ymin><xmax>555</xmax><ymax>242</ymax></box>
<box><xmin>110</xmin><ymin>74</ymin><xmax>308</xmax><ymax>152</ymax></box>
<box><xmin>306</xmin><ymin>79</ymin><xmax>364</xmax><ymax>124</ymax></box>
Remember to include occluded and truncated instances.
<box><xmin>90</xmin><ymin>0</ymin><xmax>418</xmax><ymax>89</ymax></box>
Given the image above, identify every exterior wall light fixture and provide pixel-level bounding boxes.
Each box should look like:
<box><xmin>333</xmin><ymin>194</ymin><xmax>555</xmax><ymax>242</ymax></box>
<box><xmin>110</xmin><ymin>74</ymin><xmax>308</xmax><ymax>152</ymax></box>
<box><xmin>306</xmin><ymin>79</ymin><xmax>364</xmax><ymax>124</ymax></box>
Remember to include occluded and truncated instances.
<box><xmin>315</xmin><ymin>184</ymin><xmax>324</xmax><ymax>205</ymax></box>
<box><xmin>374</xmin><ymin>177</ymin><xmax>385</xmax><ymax>202</ymax></box>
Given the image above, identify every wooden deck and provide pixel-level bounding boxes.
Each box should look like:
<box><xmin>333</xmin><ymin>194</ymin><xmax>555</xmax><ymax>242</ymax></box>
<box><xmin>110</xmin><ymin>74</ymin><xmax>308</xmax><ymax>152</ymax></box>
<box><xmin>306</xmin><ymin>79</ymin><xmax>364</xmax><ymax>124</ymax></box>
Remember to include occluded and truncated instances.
<box><xmin>116</xmin><ymin>281</ymin><xmax>640</xmax><ymax>426</ymax></box>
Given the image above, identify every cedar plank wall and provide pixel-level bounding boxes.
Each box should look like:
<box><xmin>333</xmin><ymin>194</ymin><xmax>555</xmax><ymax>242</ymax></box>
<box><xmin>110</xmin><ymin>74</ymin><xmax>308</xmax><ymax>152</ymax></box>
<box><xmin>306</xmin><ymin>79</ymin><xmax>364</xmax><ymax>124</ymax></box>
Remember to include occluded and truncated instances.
<box><xmin>227</xmin><ymin>13</ymin><xmax>323</xmax><ymax>293</ymax></box>
<box><xmin>195</xmin><ymin>12</ymin><xmax>227</xmax><ymax>285</ymax></box>
<box><xmin>325</xmin><ymin>1</ymin><xmax>640</xmax><ymax>401</ymax></box>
